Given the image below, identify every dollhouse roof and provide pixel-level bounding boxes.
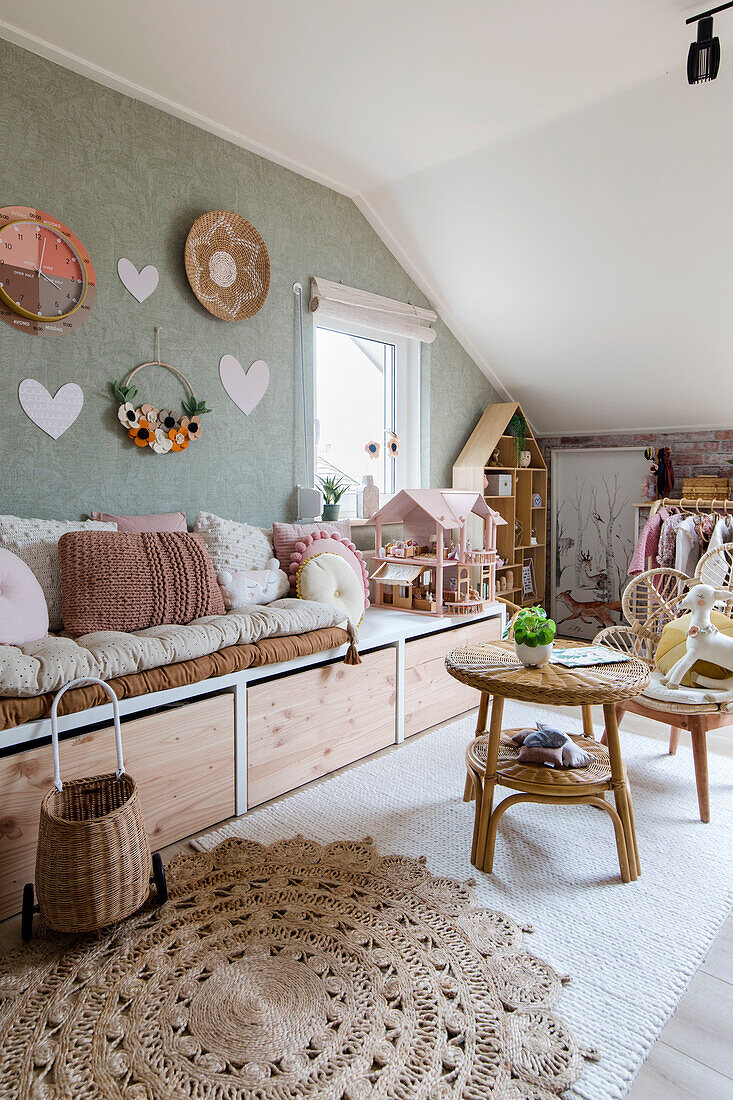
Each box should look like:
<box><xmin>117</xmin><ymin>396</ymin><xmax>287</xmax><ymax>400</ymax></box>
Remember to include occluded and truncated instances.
<box><xmin>372</xmin><ymin>489</ymin><xmax>505</xmax><ymax>528</ymax></box>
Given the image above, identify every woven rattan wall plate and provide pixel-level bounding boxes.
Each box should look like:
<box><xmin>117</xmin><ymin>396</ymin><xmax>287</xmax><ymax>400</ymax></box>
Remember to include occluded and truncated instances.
<box><xmin>184</xmin><ymin>210</ymin><xmax>270</xmax><ymax>321</ymax></box>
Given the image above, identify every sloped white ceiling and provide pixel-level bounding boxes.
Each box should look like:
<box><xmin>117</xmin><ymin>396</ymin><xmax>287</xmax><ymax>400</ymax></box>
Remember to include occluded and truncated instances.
<box><xmin>2</xmin><ymin>0</ymin><xmax>732</xmax><ymax>432</ymax></box>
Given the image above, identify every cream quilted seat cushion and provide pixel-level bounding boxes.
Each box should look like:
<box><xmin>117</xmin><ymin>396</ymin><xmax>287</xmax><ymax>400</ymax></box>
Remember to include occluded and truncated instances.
<box><xmin>0</xmin><ymin>600</ymin><xmax>344</xmax><ymax>698</ymax></box>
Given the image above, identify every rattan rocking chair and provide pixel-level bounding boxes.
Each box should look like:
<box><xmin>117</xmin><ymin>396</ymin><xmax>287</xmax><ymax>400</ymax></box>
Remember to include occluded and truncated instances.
<box><xmin>594</xmin><ymin>558</ymin><xmax>733</xmax><ymax>822</ymax></box>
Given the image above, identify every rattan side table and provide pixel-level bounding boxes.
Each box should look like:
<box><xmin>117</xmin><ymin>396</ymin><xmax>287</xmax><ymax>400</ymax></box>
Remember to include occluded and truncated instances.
<box><xmin>445</xmin><ymin>640</ymin><xmax>650</xmax><ymax>883</ymax></box>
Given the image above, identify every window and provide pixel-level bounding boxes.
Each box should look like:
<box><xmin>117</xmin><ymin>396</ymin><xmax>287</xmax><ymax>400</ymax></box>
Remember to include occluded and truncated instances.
<box><xmin>314</xmin><ymin>321</ymin><xmax>420</xmax><ymax>510</ymax></box>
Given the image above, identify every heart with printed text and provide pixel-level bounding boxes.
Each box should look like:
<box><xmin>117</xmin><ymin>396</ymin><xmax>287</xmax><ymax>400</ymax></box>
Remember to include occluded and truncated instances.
<box><xmin>18</xmin><ymin>379</ymin><xmax>84</xmax><ymax>439</ymax></box>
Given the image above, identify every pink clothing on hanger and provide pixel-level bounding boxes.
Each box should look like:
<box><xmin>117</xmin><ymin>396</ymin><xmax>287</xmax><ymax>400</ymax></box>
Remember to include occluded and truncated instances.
<box><xmin>628</xmin><ymin>508</ymin><xmax>669</xmax><ymax>575</ymax></box>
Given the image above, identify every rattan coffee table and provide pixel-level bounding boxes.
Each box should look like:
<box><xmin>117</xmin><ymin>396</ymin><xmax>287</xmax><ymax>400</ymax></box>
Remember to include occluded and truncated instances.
<box><xmin>445</xmin><ymin>640</ymin><xmax>650</xmax><ymax>883</ymax></box>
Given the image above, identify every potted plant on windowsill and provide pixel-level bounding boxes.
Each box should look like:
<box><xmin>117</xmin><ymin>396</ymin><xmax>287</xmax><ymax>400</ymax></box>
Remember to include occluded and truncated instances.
<box><xmin>510</xmin><ymin>606</ymin><xmax>556</xmax><ymax>667</ymax></box>
<box><xmin>317</xmin><ymin>475</ymin><xmax>351</xmax><ymax>520</ymax></box>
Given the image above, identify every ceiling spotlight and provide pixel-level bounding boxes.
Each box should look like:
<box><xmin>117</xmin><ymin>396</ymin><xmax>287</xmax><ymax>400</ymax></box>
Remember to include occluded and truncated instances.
<box><xmin>687</xmin><ymin>2</ymin><xmax>732</xmax><ymax>84</ymax></box>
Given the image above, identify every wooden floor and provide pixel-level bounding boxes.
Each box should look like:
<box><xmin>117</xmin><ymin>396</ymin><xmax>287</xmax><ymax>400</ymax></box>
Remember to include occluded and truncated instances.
<box><xmin>0</xmin><ymin>703</ymin><xmax>730</xmax><ymax>1097</ymax></box>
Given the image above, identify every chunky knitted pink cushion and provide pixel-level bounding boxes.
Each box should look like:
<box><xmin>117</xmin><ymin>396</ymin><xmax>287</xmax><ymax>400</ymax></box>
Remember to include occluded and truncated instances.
<box><xmin>0</xmin><ymin>548</ymin><xmax>49</xmax><ymax>645</ymax></box>
<box><xmin>58</xmin><ymin>531</ymin><xmax>224</xmax><ymax>636</ymax></box>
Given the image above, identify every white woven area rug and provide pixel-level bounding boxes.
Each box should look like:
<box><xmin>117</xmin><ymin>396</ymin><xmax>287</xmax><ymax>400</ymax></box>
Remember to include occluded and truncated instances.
<box><xmin>193</xmin><ymin>702</ymin><xmax>733</xmax><ymax>1100</ymax></box>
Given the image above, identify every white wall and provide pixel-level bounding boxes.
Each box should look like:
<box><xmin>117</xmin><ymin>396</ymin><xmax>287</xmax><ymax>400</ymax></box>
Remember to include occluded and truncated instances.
<box><xmin>361</xmin><ymin>66</ymin><xmax>733</xmax><ymax>434</ymax></box>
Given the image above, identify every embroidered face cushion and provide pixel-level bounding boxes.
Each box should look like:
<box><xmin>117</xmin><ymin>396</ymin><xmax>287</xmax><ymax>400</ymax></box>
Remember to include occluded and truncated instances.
<box><xmin>289</xmin><ymin>532</ymin><xmax>369</xmax><ymax>610</ymax></box>
<box><xmin>218</xmin><ymin>562</ymin><xmax>289</xmax><ymax>609</ymax></box>
<box><xmin>655</xmin><ymin>609</ymin><xmax>733</xmax><ymax>687</ymax></box>
<box><xmin>296</xmin><ymin>552</ymin><xmax>366</xmax><ymax>628</ymax></box>
<box><xmin>0</xmin><ymin>549</ymin><xmax>49</xmax><ymax>645</ymax></box>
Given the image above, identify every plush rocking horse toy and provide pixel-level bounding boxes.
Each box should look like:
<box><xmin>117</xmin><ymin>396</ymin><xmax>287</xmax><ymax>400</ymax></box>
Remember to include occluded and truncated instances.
<box><xmin>662</xmin><ymin>582</ymin><xmax>733</xmax><ymax>689</ymax></box>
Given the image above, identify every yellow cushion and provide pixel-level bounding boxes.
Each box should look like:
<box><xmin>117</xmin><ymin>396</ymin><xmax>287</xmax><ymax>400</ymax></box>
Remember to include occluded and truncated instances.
<box><xmin>296</xmin><ymin>552</ymin><xmax>365</xmax><ymax>628</ymax></box>
<box><xmin>654</xmin><ymin>610</ymin><xmax>733</xmax><ymax>686</ymax></box>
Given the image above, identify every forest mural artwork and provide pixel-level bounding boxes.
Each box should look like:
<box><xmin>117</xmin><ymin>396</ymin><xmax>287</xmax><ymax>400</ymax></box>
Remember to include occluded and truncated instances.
<box><xmin>551</xmin><ymin>450</ymin><xmax>644</xmax><ymax>640</ymax></box>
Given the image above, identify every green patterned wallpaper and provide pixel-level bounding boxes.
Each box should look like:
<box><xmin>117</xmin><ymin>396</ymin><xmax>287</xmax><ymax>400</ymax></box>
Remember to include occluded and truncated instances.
<box><xmin>0</xmin><ymin>39</ymin><xmax>496</xmax><ymax>527</ymax></box>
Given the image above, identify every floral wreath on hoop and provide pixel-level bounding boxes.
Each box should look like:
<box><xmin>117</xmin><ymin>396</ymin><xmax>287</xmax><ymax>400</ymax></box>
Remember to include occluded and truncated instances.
<box><xmin>112</xmin><ymin>334</ymin><xmax>211</xmax><ymax>454</ymax></box>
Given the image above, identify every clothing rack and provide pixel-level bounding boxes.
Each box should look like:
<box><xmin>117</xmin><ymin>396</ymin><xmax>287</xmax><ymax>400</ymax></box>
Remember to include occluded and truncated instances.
<box><xmin>649</xmin><ymin>496</ymin><xmax>733</xmax><ymax>516</ymax></box>
<box><xmin>631</xmin><ymin>497</ymin><xmax>733</xmax><ymax>576</ymax></box>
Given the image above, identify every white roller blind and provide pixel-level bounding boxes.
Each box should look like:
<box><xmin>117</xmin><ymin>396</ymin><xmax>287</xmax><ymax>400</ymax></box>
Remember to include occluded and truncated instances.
<box><xmin>310</xmin><ymin>277</ymin><xmax>437</xmax><ymax>343</ymax></box>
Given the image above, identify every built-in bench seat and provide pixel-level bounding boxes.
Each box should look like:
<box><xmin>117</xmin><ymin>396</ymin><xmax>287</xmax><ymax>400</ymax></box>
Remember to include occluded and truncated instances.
<box><xmin>0</xmin><ymin>605</ymin><xmax>503</xmax><ymax>920</ymax></box>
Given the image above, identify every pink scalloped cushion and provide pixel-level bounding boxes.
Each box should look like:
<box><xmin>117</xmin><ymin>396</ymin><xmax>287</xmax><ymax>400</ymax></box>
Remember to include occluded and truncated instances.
<box><xmin>273</xmin><ymin>520</ymin><xmax>350</xmax><ymax>582</ymax></box>
<box><xmin>290</xmin><ymin>531</ymin><xmax>369</xmax><ymax>609</ymax></box>
<box><xmin>0</xmin><ymin>548</ymin><xmax>49</xmax><ymax>645</ymax></box>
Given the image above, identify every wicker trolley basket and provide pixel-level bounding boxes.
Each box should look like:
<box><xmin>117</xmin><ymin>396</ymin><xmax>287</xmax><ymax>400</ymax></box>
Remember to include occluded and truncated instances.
<box><xmin>22</xmin><ymin>677</ymin><xmax>166</xmax><ymax>940</ymax></box>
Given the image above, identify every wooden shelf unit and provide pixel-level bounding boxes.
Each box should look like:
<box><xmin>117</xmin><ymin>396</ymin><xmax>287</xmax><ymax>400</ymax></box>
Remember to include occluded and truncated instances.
<box><xmin>452</xmin><ymin>403</ymin><xmax>547</xmax><ymax>605</ymax></box>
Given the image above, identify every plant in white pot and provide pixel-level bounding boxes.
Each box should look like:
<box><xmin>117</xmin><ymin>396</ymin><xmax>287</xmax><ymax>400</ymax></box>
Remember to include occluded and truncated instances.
<box><xmin>511</xmin><ymin>606</ymin><xmax>556</xmax><ymax>666</ymax></box>
<box><xmin>317</xmin><ymin>475</ymin><xmax>351</xmax><ymax>520</ymax></box>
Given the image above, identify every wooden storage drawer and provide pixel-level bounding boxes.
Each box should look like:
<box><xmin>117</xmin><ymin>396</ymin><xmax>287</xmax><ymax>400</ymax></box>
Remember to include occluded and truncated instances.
<box><xmin>404</xmin><ymin>617</ymin><xmax>502</xmax><ymax>737</ymax></box>
<box><xmin>247</xmin><ymin>649</ymin><xmax>396</xmax><ymax>807</ymax></box>
<box><xmin>0</xmin><ymin>694</ymin><xmax>234</xmax><ymax>921</ymax></box>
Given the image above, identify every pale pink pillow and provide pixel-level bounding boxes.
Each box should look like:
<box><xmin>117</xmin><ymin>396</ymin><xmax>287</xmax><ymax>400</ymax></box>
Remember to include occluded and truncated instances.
<box><xmin>0</xmin><ymin>548</ymin><xmax>49</xmax><ymax>645</ymax></box>
<box><xmin>273</xmin><ymin>520</ymin><xmax>351</xmax><ymax>590</ymax></box>
<box><xmin>289</xmin><ymin>532</ymin><xmax>369</xmax><ymax>608</ymax></box>
<box><xmin>90</xmin><ymin>510</ymin><xmax>187</xmax><ymax>533</ymax></box>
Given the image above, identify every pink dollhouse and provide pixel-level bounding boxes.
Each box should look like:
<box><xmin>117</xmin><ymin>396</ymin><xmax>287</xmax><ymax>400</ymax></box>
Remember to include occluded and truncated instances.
<box><xmin>370</xmin><ymin>489</ymin><xmax>505</xmax><ymax>615</ymax></box>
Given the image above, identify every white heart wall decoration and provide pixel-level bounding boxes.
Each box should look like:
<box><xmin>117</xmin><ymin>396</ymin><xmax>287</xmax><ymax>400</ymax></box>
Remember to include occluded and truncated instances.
<box><xmin>18</xmin><ymin>379</ymin><xmax>84</xmax><ymax>439</ymax></box>
<box><xmin>117</xmin><ymin>258</ymin><xmax>159</xmax><ymax>303</ymax></box>
<box><xmin>219</xmin><ymin>355</ymin><xmax>269</xmax><ymax>415</ymax></box>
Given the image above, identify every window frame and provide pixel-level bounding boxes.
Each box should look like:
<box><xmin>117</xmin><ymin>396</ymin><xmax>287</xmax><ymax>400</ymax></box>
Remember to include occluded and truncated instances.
<box><xmin>312</xmin><ymin>318</ymin><xmax>421</xmax><ymax>514</ymax></box>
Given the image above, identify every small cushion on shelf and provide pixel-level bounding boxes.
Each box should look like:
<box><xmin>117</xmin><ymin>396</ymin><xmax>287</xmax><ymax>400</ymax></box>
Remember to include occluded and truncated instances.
<box><xmin>654</xmin><ymin>609</ymin><xmax>733</xmax><ymax>687</ymax></box>
<box><xmin>0</xmin><ymin>549</ymin><xmax>49</xmax><ymax>645</ymax></box>
<box><xmin>90</xmin><ymin>510</ymin><xmax>187</xmax><ymax>532</ymax></box>
<box><xmin>289</xmin><ymin>531</ymin><xmax>369</xmax><ymax>609</ymax></box>
<box><xmin>296</xmin><ymin>552</ymin><xmax>365</xmax><ymax>628</ymax></box>
<box><xmin>0</xmin><ymin>514</ymin><xmax>117</xmax><ymax>632</ymax></box>
<box><xmin>193</xmin><ymin>511</ymin><xmax>274</xmax><ymax>572</ymax></box>
<box><xmin>58</xmin><ymin>531</ymin><xmax>225</xmax><ymax>636</ymax></box>
<box><xmin>273</xmin><ymin>520</ymin><xmax>351</xmax><ymax>587</ymax></box>
<box><xmin>218</xmin><ymin>562</ymin><xmax>290</xmax><ymax>609</ymax></box>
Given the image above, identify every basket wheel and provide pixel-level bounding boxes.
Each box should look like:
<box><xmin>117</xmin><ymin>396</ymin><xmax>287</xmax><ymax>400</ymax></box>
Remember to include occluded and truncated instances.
<box><xmin>21</xmin><ymin>882</ymin><xmax>35</xmax><ymax>942</ymax></box>
<box><xmin>152</xmin><ymin>852</ymin><xmax>167</xmax><ymax>905</ymax></box>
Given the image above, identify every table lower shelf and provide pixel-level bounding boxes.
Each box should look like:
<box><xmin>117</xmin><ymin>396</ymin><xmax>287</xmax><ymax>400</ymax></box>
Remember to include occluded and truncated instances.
<box><xmin>466</xmin><ymin>730</ymin><xmax>615</xmax><ymax>796</ymax></box>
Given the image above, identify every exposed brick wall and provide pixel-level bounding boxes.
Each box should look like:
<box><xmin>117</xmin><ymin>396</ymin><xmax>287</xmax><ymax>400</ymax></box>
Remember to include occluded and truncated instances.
<box><xmin>535</xmin><ymin>428</ymin><xmax>733</xmax><ymax>604</ymax></box>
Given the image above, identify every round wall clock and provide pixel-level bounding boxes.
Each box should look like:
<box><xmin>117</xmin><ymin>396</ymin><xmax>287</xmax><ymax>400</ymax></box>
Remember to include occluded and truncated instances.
<box><xmin>0</xmin><ymin>205</ymin><xmax>97</xmax><ymax>336</ymax></box>
<box><xmin>184</xmin><ymin>210</ymin><xmax>270</xmax><ymax>321</ymax></box>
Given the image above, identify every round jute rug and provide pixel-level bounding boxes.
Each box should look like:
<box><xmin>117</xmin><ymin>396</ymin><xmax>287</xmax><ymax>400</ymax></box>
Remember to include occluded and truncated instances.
<box><xmin>0</xmin><ymin>837</ymin><xmax>597</xmax><ymax>1099</ymax></box>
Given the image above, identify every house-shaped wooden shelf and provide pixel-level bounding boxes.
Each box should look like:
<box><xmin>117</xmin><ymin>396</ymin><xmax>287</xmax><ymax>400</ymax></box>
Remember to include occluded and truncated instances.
<box><xmin>452</xmin><ymin>402</ymin><xmax>547</xmax><ymax>606</ymax></box>
<box><xmin>370</xmin><ymin>489</ymin><xmax>505</xmax><ymax>616</ymax></box>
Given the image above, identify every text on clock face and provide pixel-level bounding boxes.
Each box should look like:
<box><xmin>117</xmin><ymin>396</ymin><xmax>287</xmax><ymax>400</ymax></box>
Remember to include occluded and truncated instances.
<box><xmin>0</xmin><ymin>220</ymin><xmax>86</xmax><ymax>319</ymax></box>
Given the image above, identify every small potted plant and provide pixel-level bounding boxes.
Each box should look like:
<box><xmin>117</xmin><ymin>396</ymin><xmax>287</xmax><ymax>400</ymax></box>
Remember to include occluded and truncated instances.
<box><xmin>510</xmin><ymin>606</ymin><xmax>556</xmax><ymax>666</ymax></box>
<box><xmin>317</xmin><ymin>475</ymin><xmax>351</xmax><ymax>520</ymax></box>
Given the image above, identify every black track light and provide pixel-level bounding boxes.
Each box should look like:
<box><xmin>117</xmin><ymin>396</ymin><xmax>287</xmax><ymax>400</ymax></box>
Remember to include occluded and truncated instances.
<box><xmin>686</xmin><ymin>2</ymin><xmax>732</xmax><ymax>84</ymax></box>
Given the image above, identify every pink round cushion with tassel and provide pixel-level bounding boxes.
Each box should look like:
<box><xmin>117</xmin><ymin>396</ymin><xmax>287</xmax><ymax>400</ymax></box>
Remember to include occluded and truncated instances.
<box><xmin>0</xmin><ymin>548</ymin><xmax>49</xmax><ymax>645</ymax></box>
<box><xmin>290</xmin><ymin>532</ymin><xmax>370</xmax><ymax>610</ymax></box>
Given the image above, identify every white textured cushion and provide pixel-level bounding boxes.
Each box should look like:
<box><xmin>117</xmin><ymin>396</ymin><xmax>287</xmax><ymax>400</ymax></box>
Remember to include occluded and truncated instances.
<box><xmin>0</xmin><ymin>515</ymin><xmax>116</xmax><ymax>631</ymax></box>
<box><xmin>297</xmin><ymin>552</ymin><xmax>365</xmax><ymax>628</ymax></box>
<box><xmin>193</xmin><ymin>511</ymin><xmax>274</xmax><ymax>572</ymax></box>
<box><xmin>643</xmin><ymin>668</ymin><xmax>733</xmax><ymax>707</ymax></box>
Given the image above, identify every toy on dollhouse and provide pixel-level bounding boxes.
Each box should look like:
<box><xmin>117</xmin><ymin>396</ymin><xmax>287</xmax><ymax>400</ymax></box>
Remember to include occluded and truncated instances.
<box><xmin>369</xmin><ymin>489</ymin><xmax>505</xmax><ymax>616</ymax></box>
